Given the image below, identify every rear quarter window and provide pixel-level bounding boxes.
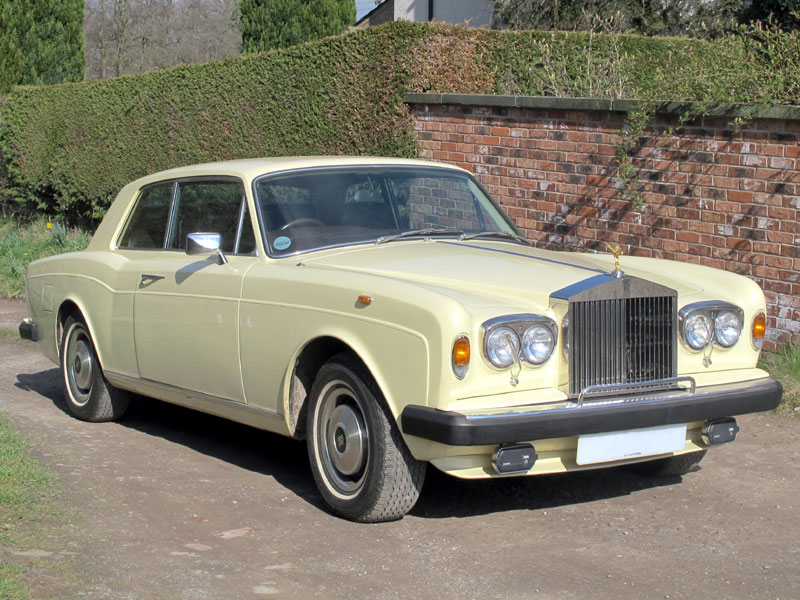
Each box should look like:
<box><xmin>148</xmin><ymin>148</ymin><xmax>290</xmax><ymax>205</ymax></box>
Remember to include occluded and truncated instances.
<box><xmin>118</xmin><ymin>183</ymin><xmax>174</xmax><ymax>249</ymax></box>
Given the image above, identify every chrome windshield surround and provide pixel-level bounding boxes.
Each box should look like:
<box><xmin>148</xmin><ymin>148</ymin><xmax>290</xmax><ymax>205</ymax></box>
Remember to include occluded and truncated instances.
<box><xmin>252</xmin><ymin>165</ymin><xmax>520</xmax><ymax>259</ymax></box>
<box><xmin>480</xmin><ymin>314</ymin><xmax>558</xmax><ymax>370</ymax></box>
<box><xmin>679</xmin><ymin>301</ymin><xmax>744</xmax><ymax>351</ymax></box>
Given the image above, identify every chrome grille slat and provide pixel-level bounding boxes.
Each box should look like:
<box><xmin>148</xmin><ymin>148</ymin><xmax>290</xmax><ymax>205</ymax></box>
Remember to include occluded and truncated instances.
<box><xmin>569</xmin><ymin>295</ymin><xmax>676</xmax><ymax>398</ymax></box>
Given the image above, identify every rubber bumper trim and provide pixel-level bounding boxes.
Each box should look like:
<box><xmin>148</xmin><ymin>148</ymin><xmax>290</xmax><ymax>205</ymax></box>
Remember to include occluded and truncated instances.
<box><xmin>18</xmin><ymin>320</ymin><xmax>38</xmax><ymax>342</ymax></box>
<box><xmin>400</xmin><ymin>378</ymin><xmax>783</xmax><ymax>446</ymax></box>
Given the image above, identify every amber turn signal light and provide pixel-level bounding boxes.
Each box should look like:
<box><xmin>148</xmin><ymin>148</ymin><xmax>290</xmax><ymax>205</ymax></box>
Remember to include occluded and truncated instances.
<box><xmin>752</xmin><ymin>312</ymin><xmax>766</xmax><ymax>350</ymax></box>
<box><xmin>453</xmin><ymin>336</ymin><xmax>470</xmax><ymax>365</ymax></box>
<box><xmin>452</xmin><ymin>336</ymin><xmax>470</xmax><ymax>380</ymax></box>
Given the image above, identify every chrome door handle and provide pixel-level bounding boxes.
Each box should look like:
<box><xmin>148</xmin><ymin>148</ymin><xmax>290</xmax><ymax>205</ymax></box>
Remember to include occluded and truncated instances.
<box><xmin>140</xmin><ymin>274</ymin><xmax>165</xmax><ymax>284</ymax></box>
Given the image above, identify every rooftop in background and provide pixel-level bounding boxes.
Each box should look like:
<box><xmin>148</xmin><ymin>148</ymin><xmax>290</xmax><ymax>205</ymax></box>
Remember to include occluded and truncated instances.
<box><xmin>356</xmin><ymin>0</ymin><xmax>492</xmax><ymax>28</ymax></box>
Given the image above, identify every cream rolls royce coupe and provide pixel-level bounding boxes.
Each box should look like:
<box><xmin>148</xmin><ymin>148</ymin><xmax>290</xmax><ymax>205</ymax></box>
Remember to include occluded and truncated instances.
<box><xmin>19</xmin><ymin>157</ymin><xmax>782</xmax><ymax>522</ymax></box>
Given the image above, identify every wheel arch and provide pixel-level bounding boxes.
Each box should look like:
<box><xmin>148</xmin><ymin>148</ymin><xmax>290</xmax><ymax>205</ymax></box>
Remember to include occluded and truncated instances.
<box><xmin>284</xmin><ymin>335</ymin><xmax>416</xmax><ymax>439</ymax></box>
<box><xmin>286</xmin><ymin>336</ymin><xmax>371</xmax><ymax>439</ymax></box>
<box><xmin>56</xmin><ymin>299</ymin><xmax>105</xmax><ymax>369</ymax></box>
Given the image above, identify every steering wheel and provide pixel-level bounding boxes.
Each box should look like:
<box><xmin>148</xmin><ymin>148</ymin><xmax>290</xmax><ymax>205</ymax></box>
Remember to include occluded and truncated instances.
<box><xmin>280</xmin><ymin>218</ymin><xmax>324</xmax><ymax>231</ymax></box>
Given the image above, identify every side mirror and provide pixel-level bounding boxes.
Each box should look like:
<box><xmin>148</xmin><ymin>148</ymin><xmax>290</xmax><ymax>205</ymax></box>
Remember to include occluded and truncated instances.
<box><xmin>186</xmin><ymin>233</ymin><xmax>228</xmax><ymax>264</ymax></box>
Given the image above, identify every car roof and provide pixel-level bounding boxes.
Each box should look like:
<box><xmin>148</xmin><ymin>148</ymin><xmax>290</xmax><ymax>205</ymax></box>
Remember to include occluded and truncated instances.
<box><xmin>131</xmin><ymin>156</ymin><xmax>468</xmax><ymax>187</ymax></box>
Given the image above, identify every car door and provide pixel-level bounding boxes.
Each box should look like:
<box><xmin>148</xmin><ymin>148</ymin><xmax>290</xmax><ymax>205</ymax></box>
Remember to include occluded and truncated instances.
<box><xmin>119</xmin><ymin>177</ymin><xmax>257</xmax><ymax>403</ymax></box>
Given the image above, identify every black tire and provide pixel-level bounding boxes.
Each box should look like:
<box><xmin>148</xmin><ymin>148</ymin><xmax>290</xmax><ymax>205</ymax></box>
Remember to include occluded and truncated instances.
<box><xmin>306</xmin><ymin>353</ymin><xmax>426</xmax><ymax>522</ymax></box>
<box><xmin>626</xmin><ymin>450</ymin><xmax>707</xmax><ymax>477</ymax></box>
<box><xmin>60</xmin><ymin>316</ymin><xmax>130</xmax><ymax>422</ymax></box>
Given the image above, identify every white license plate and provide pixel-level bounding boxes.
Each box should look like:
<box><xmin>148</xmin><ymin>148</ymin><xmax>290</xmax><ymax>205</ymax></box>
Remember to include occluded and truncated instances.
<box><xmin>576</xmin><ymin>424</ymin><xmax>687</xmax><ymax>465</ymax></box>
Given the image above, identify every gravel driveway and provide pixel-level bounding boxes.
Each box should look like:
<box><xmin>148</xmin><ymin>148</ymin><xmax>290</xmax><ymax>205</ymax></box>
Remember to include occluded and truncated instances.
<box><xmin>0</xmin><ymin>300</ymin><xmax>798</xmax><ymax>599</ymax></box>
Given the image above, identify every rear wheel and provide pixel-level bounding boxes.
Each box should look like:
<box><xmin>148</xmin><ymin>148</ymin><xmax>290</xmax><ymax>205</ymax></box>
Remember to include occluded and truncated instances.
<box><xmin>627</xmin><ymin>450</ymin><xmax>707</xmax><ymax>477</ymax></box>
<box><xmin>306</xmin><ymin>353</ymin><xmax>426</xmax><ymax>522</ymax></box>
<box><xmin>60</xmin><ymin>316</ymin><xmax>130</xmax><ymax>422</ymax></box>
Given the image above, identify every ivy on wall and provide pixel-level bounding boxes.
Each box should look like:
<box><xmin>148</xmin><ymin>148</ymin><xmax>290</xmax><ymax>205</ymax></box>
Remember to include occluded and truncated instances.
<box><xmin>0</xmin><ymin>21</ymin><xmax>797</xmax><ymax>223</ymax></box>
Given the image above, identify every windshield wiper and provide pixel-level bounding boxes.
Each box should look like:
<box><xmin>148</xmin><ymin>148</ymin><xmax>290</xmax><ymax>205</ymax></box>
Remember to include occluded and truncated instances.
<box><xmin>376</xmin><ymin>228</ymin><xmax>464</xmax><ymax>245</ymax></box>
<box><xmin>458</xmin><ymin>231</ymin><xmax>531</xmax><ymax>245</ymax></box>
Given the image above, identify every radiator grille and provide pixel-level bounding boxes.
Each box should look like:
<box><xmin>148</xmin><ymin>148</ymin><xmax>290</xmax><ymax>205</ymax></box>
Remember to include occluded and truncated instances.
<box><xmin>569</xmin><ymin>296</ymin><xmax>677</xmax><ymax>398</ymax></box>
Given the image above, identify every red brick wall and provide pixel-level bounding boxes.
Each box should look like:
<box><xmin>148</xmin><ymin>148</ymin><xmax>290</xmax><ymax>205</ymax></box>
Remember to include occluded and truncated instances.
<box><xmin>409</xmin><ymin>97</ymin><xmax>800</xmax><ymax>351</ymax></box>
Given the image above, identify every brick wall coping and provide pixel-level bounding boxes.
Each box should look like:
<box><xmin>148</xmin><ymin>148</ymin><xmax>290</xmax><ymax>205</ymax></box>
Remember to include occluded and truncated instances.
<box><xmin>404</xmin><ymin>93</ymin><xmax>800</xmax><ymax>121</ymax></box>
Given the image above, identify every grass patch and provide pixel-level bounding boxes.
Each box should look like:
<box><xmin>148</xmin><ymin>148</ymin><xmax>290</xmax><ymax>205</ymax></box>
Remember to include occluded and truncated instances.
<box><xmin>0</xmin><ymin>217</ymin><xmax>90</xmax><ymax>298</ymax></box>
<box><xmin>0</xmin><ymin>411</ymin><xmax>60</xmax><ymax>600</ymax></box>
<box><xmin>0</xmin><ymin>329</ymin><xmax>21</xmax><ymax>340</ymax></box>
<box><xmin>0</xmin><ymin>563</ymin><xmax>28</xmax><ymax>600</ymax></box>
<box><xmin>0</xmin><ymin>415</ymin><xmax>56</xmax><ymax>529</ymax></box>
<box><xmin>760</xmin><ymin>344</ymin><xmax>800</xmax><ymax>416</ymax></box>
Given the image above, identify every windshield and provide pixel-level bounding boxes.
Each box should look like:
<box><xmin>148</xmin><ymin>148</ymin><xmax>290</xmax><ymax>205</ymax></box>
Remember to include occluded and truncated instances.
<box><xmin>254</xmin><ymin>166</ymin><xmax>518</xmax><ymax>256</ymax></box>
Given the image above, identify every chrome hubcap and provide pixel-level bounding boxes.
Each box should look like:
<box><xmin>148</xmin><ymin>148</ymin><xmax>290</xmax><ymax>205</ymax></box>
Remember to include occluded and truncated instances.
<box><xmin>65</xmin><ymin>325</ymin><xmax>93</xmax><ymax>406</ymax></box>
<box><xmin>326</xmin><ymin>404</ymin><xmax>367</xmax><ymax>476</ymax></box>
<box><xmin>315</xmin><ymin>380</ymin><xmax>370</xmax><ymax>496</ymax></box>
<box><xmin>72</xmin><ymin>340</ymin><xmax>92</xmax><ymax>390</ymax></box>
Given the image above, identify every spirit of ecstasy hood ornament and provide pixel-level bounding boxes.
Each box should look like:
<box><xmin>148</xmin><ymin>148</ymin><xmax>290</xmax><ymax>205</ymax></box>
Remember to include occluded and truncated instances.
<box><xmin>606</xmin><ymin>243</ymin><xmax>625</xmax><ymax>278</ymax></box>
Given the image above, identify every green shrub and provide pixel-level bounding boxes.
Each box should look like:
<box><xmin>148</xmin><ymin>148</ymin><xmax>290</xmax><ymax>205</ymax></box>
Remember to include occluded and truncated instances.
<box><xmin>0</xmin><ymin>218</ymin><xmax>89</xmax><ymax>298</ymax></box>
<box><xmin>0</xmin><ymin>0</ymin><xmax>84</xmax><ymax>93</ymax></box>
<box><xmin>0</xmin><ymin>21</ymin><xmax>797</xmax><ymax>223</ymax></box>
<box><xmin>761</xmin><ymin>344</ymin><xmax>800</xmax><ymax>416</ymax></box>
<box><xmin>241</xmin><ymin>0</ymin><xmax>356</xmax><ymax>52</ymax></box>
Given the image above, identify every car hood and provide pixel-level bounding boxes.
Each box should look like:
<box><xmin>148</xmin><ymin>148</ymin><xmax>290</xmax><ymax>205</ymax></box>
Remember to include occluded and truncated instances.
<box><xmin>299</xmin><ymin>240</ymin><xmax>705</xmax><ymax>308</ymax></box>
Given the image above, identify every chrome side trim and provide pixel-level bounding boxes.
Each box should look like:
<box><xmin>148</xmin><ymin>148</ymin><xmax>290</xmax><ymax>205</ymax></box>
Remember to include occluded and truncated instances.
<box><xmin>440</xmin><ymin>242</ymin><xmax>607</xmax><ymax>275</ymax></box>
<box><xmin>105</xmin><ymin>371</ymin><xmax>286</xmax><ymax>434</ymax></box>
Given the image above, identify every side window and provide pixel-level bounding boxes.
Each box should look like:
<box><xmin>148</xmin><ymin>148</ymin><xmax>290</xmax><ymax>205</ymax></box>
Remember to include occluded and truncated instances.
<box><xmin>235</xmin><ymin>200</ymin><xmax>257</xmax><ymax>255</ymax></box>
<box><xmin>118</xmin><ymin>183</ymin><xmax>174</xmax><ymax>249</ymax></box>
<box><xmin>166</xmin><ymin>180</ymin><xmax>244</xmax><ymax>252</ymax></box>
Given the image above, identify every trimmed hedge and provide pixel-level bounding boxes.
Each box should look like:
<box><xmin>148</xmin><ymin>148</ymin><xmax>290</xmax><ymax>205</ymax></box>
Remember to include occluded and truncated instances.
<box><xmin>0</xmin><ymin>21</ymin><xmax>797</xmax><ymax>221</ymax></box>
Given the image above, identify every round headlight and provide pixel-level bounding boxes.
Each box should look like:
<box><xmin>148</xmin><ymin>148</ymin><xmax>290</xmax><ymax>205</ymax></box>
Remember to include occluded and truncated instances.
<box><xmin>714</xmin><ymin>310</ymin><xmax>742</xmax><ymax>347</ymax></box>
<box><xmin>684</xmin><ymin>313</ymin><xmax>711</xmax><ymax>350</ymax></box>
<box><xmin>521</xmin><ymin>324</ymin><xmax>554</xmax><ymax>364</ymax></box>
<box><xmin>485</xmin><ymin>327</ymin><xmax>520</xmax><ymax>368</ymax></box>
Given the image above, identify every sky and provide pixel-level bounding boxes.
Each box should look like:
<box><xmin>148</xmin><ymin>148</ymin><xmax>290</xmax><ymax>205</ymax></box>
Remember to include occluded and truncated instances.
<box><xmin>355</xmin><ymin>0</ymin><xmax>378</xmax><ymax>20</ymax></box>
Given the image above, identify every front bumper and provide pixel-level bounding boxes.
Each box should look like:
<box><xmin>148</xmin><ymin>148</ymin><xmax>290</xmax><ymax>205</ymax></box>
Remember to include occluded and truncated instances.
<box><xmin>400</xmin><ymin>378</ymin><xmax>783</xmax><ymax>446</ymax></box>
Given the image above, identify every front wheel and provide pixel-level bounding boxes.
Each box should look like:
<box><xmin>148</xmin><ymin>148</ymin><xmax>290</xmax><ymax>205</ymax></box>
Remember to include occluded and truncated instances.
<box><xmin>60</xmin><ymin>316</ymin><xmax>130</xmax><ymax>422</ymax></box>
<box><xmin>306</xmin><ymin>353</ymin><xmax>426</xmax><ymax>522</ymax></box>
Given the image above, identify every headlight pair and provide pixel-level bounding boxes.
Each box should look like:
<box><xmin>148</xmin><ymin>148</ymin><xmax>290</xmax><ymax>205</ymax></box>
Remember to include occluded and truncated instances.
<box><xmin>679</xmin><ymin>302</ymin><xmax>744</xmax><ymax>351</ymax></box>
<box><xmin>482</xmin><ymin>315</ymin><xmax>557</xmax><ymax>369</ymax></box>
